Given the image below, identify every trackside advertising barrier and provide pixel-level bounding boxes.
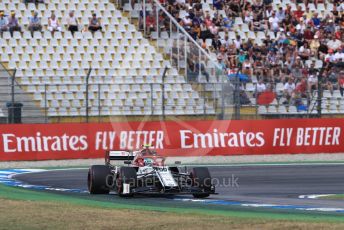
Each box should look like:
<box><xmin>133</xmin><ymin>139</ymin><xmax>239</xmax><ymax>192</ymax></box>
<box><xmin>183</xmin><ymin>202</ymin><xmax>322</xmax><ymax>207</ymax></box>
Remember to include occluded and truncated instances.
<box><xmin>0</xmin><ymin>118</ymin><xmax>343</xmax><ymax>161</ymax></box>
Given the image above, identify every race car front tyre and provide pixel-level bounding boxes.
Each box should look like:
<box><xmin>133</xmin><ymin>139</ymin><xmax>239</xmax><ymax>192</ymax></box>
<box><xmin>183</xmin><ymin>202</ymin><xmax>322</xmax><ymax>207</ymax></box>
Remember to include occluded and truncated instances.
<box><xmin>88</xmin><ymin>165</ymin><xmax>112</xmax><ymax>194</ymax></box>
<box><xmin>191</xmin><ymin>167</ymin><xmax>212</xmax><ymax>198</ymax></box>
<box><xmin>116</xmin><ymin>167</ymin><xmax>137</xmax><ymax>197</ymax></box>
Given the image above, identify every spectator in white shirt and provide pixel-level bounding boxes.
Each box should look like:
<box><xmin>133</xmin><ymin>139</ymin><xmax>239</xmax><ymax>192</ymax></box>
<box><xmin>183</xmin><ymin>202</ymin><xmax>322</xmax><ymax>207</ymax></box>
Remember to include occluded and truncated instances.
<box><xmin>276</xmin><ymin>7</ymin><xmax>285</xmax><ymax>21</ymax></box>
<box><xmin>256</xmin><ymin>78</ymin><xmax>266</xmax><ymax>96</ymax></box>
<box><xmin>268</xmin><ymin>11</ymin><xmax>280</xmax><ymax>34</ymax></box>
<box><xmin>66</xmin><ymin>11</ymin><xmax>79</xmax><ymax>36</ymax></box>
<box><xmin>284</xmin><ymin>77</ymin><xmax>295</xmax><ymax>99</ymax></box>
<box><xmin>327</xmin><ymin>35</ymin><xmax>342</xmax><ymax>51</ymax></box>
<box><xmin>48</xmin><ymin>12</ymin><xmax>62</xmax><ymax>35</ymax></box>
<box><xmin>307</xmin><ymin>74</ymin><xmax>318</xmax><ymax>91</ymax></box>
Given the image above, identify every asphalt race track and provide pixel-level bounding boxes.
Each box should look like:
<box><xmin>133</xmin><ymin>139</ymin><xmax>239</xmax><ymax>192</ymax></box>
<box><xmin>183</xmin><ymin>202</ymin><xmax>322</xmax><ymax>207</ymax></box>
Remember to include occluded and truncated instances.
<box><xmin>13</xmin><ymin>164</ymin><xmax>344</xmax><ymax>210</ymax></box>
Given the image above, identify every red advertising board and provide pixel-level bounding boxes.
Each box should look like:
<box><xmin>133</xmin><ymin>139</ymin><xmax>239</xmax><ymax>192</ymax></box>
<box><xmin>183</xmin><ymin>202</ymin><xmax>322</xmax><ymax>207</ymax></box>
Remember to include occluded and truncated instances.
<box><xmin>0</xmin><ymin>118</ymin><xmax>343</xmax><ymax>161</ymax></box>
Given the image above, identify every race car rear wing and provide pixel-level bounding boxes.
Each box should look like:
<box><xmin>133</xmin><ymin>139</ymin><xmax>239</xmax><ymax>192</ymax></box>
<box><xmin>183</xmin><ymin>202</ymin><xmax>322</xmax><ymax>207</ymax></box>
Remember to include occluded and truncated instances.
<box><xmin>105</xmin><ymin>150</ymin><xmax>135</xmax><ymax>164</ymax></box>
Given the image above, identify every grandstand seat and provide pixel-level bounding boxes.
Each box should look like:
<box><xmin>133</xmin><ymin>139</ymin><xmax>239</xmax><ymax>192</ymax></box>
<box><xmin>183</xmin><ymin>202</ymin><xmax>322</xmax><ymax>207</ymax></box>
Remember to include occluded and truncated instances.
<box><xmin>258</xmin><ymin>106</ymin><xmax>267</xmax><ymax>114</ymax></box>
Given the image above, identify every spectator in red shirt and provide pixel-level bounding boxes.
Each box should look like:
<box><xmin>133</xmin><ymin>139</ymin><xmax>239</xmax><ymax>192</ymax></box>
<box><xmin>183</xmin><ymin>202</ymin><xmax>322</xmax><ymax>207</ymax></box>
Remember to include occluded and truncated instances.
<box><xmin>293</xmin><ymin>5</ymin><xmax>304</xmax><ymax>21</ymax></box>
<box><xmin>295</xmin><ymin>78</ymin><xmax>307</xmax><ymax>97</ymax></box>
<box><xmin>338</xmin><ymin>74</ymin><xmax>344</xmax><ymax>97</ymax></box>
<box><xmin>146</xmin><ymin>13</ymin><xmax>155</xmax><ymax>35</ymax></box>
<box><xmin>303</xmin><ymin>26</ymin><xmax>314</xmax><ymax>41</ymax></box>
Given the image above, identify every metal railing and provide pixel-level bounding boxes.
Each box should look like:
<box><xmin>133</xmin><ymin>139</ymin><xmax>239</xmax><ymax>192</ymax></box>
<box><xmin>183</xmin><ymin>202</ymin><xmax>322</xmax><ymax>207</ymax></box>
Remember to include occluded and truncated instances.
<box><xmin>120</xmin><ymin>0</ymin><xmax>224</xmax><ymax>84</ymax></box>
<box><xmin>1</xmin><ymin>74</ymin><xmax>344</xmax><ymax>124</ymax></box>
<box><xmin>3</xmin><ymin>69</ymin><xmax>344</xmax><ymax>123</ymax></box>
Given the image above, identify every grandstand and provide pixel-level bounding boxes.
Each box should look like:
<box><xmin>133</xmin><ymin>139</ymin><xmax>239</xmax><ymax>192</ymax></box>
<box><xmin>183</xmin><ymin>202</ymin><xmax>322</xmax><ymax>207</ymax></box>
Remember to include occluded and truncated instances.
<box><xmin>0</xmin><ymin>0</ymin><xmax>219</xmax><ymax>123</ymax></box>
<box><xmin>123</xmin><ymin>0</ymin><xmax>343</xmax><ymax>116</ymax></box>
<box><xmin>0</xmin><ymin>0</ymin><xmax>343</xmax><ymax>123</ymax></box>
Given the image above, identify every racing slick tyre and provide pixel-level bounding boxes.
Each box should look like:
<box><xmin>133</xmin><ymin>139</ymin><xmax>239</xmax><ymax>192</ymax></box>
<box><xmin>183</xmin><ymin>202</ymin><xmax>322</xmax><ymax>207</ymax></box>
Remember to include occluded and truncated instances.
<box><xmin>116</xmin><ymin>167</ymin><xmax>137</xmax><ymax>197</ymax></box>
<box><xmin>191</xmin><ymin>167</ymin><xmax>212</xmax><ymax>198</ymax></box>
<box><xmin>88</xmin><ymin>165</ymin><xmax>112</xmax><ymax>194</ymax></box>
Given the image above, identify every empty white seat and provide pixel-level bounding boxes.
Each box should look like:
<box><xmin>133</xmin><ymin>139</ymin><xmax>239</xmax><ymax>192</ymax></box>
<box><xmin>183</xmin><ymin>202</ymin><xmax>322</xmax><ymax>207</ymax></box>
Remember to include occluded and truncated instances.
<box><xmin>288</xmin><ymin>106</ymin><xmax>298</xmax><ymax>114</ymax></box>
<box><xmin>0</xmin><ymin>0</ymin><xmax>202</xmax><ymax>117</ymax></box>
<box><xmin>258</xmin><ymin>106</ymin><xmax>267</xmax><ymax>114</ymax></box>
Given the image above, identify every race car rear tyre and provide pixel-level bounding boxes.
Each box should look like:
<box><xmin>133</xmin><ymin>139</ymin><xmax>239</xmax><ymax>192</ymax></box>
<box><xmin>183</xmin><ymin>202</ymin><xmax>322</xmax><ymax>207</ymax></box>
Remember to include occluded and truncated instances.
<box><xmin>88</xmin><ymin>165</ymin><xmax>112</xmax><ymax>194</ymax></box>
<box><xmin>116</xmin><ymin>167</ymin><xmax>137</xmax><ymax>197</ymax></box>
<box><xmin>191</xmin><ymin>167</ymin><xmax>212</xmax><ymax>198</ymax></box>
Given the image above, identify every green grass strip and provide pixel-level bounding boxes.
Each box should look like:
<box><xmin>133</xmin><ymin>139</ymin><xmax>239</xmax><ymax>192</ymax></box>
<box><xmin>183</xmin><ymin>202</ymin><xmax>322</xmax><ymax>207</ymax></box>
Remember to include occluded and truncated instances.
<box><xmin>0</xmin><ymin>184</ymin><xmax>343</xmax><ymax>222</ymax></box>
<box><xmin>322</xmin><ymin>194</ymin><xmax>344</xmax><ymax>200</ymax></box>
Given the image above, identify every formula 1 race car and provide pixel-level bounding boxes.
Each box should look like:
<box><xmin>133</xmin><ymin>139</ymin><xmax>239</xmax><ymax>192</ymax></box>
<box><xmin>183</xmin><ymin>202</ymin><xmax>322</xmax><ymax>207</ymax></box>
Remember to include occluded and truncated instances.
<box><xmin>88</xmin><ymin>146</ymin><xmax>216</xmax><ymax>197</ymax></box>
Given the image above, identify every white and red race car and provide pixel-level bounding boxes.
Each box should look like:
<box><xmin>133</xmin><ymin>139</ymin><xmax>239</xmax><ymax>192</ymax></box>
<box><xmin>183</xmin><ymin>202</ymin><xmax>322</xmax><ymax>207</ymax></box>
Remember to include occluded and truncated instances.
<box><xmin>88</xmin><ymin>146</ymin><xmax>216</xmax><ymax>197</ymax></box>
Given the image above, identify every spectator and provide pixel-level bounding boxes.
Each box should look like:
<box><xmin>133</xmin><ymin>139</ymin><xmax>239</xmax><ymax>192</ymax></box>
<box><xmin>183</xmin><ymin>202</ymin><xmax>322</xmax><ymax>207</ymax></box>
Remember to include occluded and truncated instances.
<box><xmin>296</xmin><ymin>17</ymin><xmax>306</xmax><ymax>33</ymax></box>
<box><xmin>298</xmin><ymin>42</ymin><xmax>311</xmax><ymax>61</ymax></box>
<box><xmin>303</xmin><ymin>26</ymin><xmax>314</xmax><ymax>41</ymax></box>
<box><xmin>48</xmin><ymin>12</ymin><xmax>62</xmax><ymax>35</ymax></box>
<box><xmin>0</xmin><ymin>11</ymin><xmax>8</xmax><ymax>36</ymax></box>
<box><xmin>311</xmin><ymin>12</ymin><xmax>321</xmax><ymax>28</ymax></box>
<box><xmin>239</xmin><ymin>90</ymin><xmax>251</xmax><ymax>105</ymax></box>
<box><xmin>338</xmin><ymin>73</ymin><xmax>344</xmax><ymax>97</ymax></box>
<box><xmin>7</xmin><ymin>11</ymin><xmax>21</xmax><ymax>37</ymax></box>
<box><xmin>195</xmin><ymin>61</ymin><xmax>210</xmax><ymax>82</ymax></box>
<box><xmin>237</xmin><ymin>50</ymin><xmax>247</xmax><ymax>64</ymax></box>
<box><xmin>88</xmin><ymin>13</ymin><xmax>102</xmax><ymax>33</ymax></box>
<box><xmin>145</xmin><ymin>13</ymin><xmax>155</xmax><ymax>35</ymax></box>
<box><xmin>187</xmin><ymin>56</ymin><xmax>198</xmax><ymax>82</ymax></box>
<box><xmin>307</xmin><ymin>73</ymin><xmax>318</xmax><ymax>92</ymax></box>
<box><xmin>66</xmin><ymin>11</ymin><xmax>79</xmax><ymax>36</ymax></box>
<box><xmin>212</xmin><ymin>34</ymin><xmax>222</xmax><ymax>51</ymax></box>
<box><xmin>303</xmin><ymin>7</ymin><xmax>312</xmax><ymax>21</ymax></box>
<box><xmin>276</xmin><ymin>7</ymin><xmax>285</xmax><ymax>22</ymax></box>
<box><xmin>256</xmin><ymin>78</ymin><xmax>267</xmax><ymax>96</ymax></box>
<box><xmin>310</xmin><ymin>34</ymin><xmax>320</xmax><ymax>56</ymax></box>
<box><xmin>28</xmin><ymin>11</ymin><xmax>42</xmax><ymax>37</ymax></box>
<box><xmin>321</xmin><ymin>75</ymin><xmax>334</xmax><ymax>95</ymax></box>
<box><xmin>324</xmin><ymin>49</ymin><xmax>335</xmax><ymax>63</ymax></box>
<box><xmin>181</xmin><ymin>14</ymin><xmax>192</xmax><ymax>30</ymax></box>
<box><xmin>213</xmin><ymin>0</ymin><xmax>224</xmax><ymax>10</ymax></box>
<box><xmin>264</xmin><ymin>4</ymin><xmax>274</xmax><ymax>18</ymax></box>
<box><xmin>295</xmin><ymin>78</ymin><xmax>308</xmax><ymax>97</ymax></box>
<box><xmin>242</xmin><ymin>58</ymin><xmax>252</xmax><ymax>76</ymax></box>
<box><xmin>293</xmin><ymin>5</ymin><xmax>304</xmax><ymax>21</ymax></box>
<box><xmin>233</xmin><ymin>35</ymin><xmax>242</xmax><ymax>49</ymax></box>
<box><xmin>327</xmin><ymin>35</ymin><xmax>342</xmax><ymax>51</ymax></box>
<box><xmin>216</xmin><ymin>54</ymin><xmax>227</xmax><ymax>80</ymax></box>
<box><xmin>284</xmin><ymin>77</ymin><xmax>295</xmax><ymax>100</ymax></box>
<box><xmin>324</xmin><ymin>19</ymin><xmax>335</xmax><ymax>34</ymax></box>
<box><xmin>269</xmin><ymin>11</ymin><xmax>280</xmax><ymax>35</ymax></box>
